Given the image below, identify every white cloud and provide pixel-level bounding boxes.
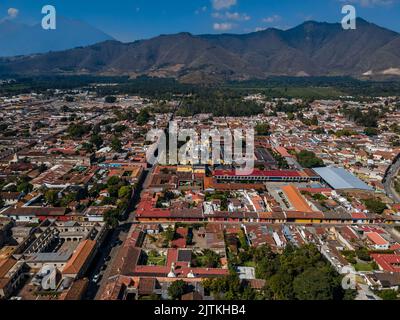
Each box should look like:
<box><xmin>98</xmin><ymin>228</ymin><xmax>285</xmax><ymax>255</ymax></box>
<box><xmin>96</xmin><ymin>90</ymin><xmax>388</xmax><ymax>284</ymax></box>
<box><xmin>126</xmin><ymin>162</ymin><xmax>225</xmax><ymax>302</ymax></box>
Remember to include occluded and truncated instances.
<box><xmin>212</xmin><ymin>11</ymin><xmax>250</xmax><ymax>21</ymax></box>
<box><xmin>227</xmin><ymin>12</ymin><xmax>250</xmax><ymax>21</ymax></box>
<box><xmin>213</xmin><ymin>22</ymin><xmax>235</xmax><ymax>31</ymax></box>
<box><xmin>195</xmin><ymin>6</ymin><xmax>208</xmax><ymax>14</ymax></box>
<box><xmin>339</xmin><ymin>0</ymin><xmax>395</xmax><ymax>7</ymax></box>
<box><xmin>7</xmin><ymin>8</ymin><xmax>19</xmax><ymax>19</ymax></box>
<box><xmin>262</xmin><ymin>15</ymin><xmax>281</xmax><ymax>24</ymax></box>
<box><xmin>255</xmin><ymin>27</ymin><xmax>267</xmax><ymax>32</ymax></box>
<box><xmin>211</xmin><ymin>0</ymin><xmax>237</xmax><ymax>11</ymax></box>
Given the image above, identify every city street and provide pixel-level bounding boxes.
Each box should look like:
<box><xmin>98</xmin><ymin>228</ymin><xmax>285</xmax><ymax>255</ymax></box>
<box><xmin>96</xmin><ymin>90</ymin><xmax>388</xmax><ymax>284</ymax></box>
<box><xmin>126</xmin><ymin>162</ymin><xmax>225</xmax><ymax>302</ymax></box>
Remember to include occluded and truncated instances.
<box><xmin>383</xmin><ymin>155</ymin><xmax>400</xmax><ymax>203</ymax></box>
<box><xmin>83</xmin><ymin>167</ymin><xmax>152</xmax><ymax>300</ymax></box>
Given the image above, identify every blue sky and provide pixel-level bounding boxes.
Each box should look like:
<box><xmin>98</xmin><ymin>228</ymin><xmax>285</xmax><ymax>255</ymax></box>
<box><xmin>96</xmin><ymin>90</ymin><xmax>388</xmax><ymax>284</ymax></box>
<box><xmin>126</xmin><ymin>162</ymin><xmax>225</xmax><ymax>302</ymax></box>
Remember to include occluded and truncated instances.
<box><xmin>1</xmin><ymin>0</ymin><xmax>400</xmax><ymax>42</ymax></box>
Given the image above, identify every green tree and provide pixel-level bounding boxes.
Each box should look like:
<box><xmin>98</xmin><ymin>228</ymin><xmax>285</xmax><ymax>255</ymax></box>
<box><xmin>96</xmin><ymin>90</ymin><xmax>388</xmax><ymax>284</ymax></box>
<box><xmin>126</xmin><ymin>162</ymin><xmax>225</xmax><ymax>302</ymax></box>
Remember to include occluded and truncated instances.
<box><xmin>168</xmin><ymin>280</ymin><xmax>188</xmax><ymax>300</ymax></box>
<box><xmin>60</xmin><ymin>193</ymin><xmax>77</xmax><ymax>207</ymax></box>
<box><xmin>118</xmin><ymin>186</ymin><xmax>132</xmax><ymax>199</ymax></box>
<box><xmin>267</xmin><ymin>272</ymin><xmax>295</xmax><ymax>300</ymax></box>
<box><xmin>111</xmin><ymin>136</ymin><xmax>122</xmax><ymax>152</ymax></box>
<box><xmin>90</xmin><ymin>134</ymin><xmax>103</xmax><ymax>149</ymax></box>
<box><xmin>101</xmin><ymin>197</ymin><xmax>116</xmax><ymax>206</ymax></box>
<box><xmin>310</xmin><ymin>115</ymin><xmax>319</xmax><ymax>126</ymax></box>
<box><xmin>192</xmin><ymin>249</ymin><xmax>221</xmax><ymax>268</ymax></box>
<box><xmin>202</xmin><ymin>274</ymin><xmax>255</xmax><ymax>300</ymax></box>
<box><xmin>104</xmin><ymin>209</ymin><xmax>119</xmax><ymax>228</ymax></box>
<box><xmin>376</xmin><ymin>289</ymin><xmax>398</xmax><ymax>300</ymax></box>
<box><xmin>107</xmin><ymin>176</ymin><xmax>120</xmax><ymax>187</ymax></box>
<box><xmin>297</xmin><ymin>150</ymin><xmax>324</xmax><ymax>168</ymax></box>
<box><xmin>67</xmin><ymin>124</ymin><xmax>91</xmax><ymax>138</ymax></box>
<box><xmin>364</xmin><ymin>127</ymin><xmax>378</xmax><ymax>136</ymax></box>
<box><xmin>251</xmin><ymin>244</ymin><xmax>352</xmax><ymax>300</ymax></box>
<box><xmin>164</xmin><ymin>227</ymin><xmax>176</xmax><ymax>242</ymax></box>
<box><xmin>255</xmin><ymin>123</ymin><xmax>271</xmax><ymax>136</ymax></box>
<box><xmin>355</xmin><ymin>248</ymin><xmax>371</xmax><ymax>262</ymax></box>
<box><xmin>334</xmin><ymin>129</ymin><xmax>357</xmax><ymax>137</ymax></box>
<box><xmin>105</xmin><ymin>96</ymin><xmax>117</xmax><ymax>103</ymax></box>
<box><xmin>254</xmin><ymin>249</ymin><xmax>278</xmax><ymax>279</ymax></box>
<box><xmin>293</xmin><ymin>268</ymin><xmax>334</xmax><ymax>300</ymax></box>
<box><xmin>114</xmin><ymin>124</ymin><xmax>127</xmax><ymax>133</ymax></box>
<box><xmin>81</xmin><ymin>142</ymin><xmax>94</xmax><ymax>153</ymax></box>
<box><xmin>136</xmin><ymin>109</ymin><xmax>151</xmax><ymax>125</ymax></box>
<box><xmin>38</xmin><ymin>163</ymin><xmax>47</xmax><ymax>173</ymax></box>
<box><xmin>45</xmin><ymin>190</ymin><xmax>59</xmax><ymax>206</ymax></box>
<box><xmin>313</xmin><ymin>127</ymin><xmax>325</xmax><ymax>134</ymax></box>
<box><xmin>17</xmin><ymin>181</ymin><xmax>33</xmax><ymax>194</ymax></box>
<box><xmin>364</xmin><ymin>198</ymin><xmax>387</xmax><ymax>214</ymax></box>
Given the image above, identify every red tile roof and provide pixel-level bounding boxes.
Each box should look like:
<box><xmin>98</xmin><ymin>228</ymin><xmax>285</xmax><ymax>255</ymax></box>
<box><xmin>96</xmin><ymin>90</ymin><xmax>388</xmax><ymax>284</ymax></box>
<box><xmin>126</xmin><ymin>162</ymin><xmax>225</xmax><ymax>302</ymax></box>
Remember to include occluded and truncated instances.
<box><xmin>371</xmin><ymin>254</ymin><xmax>400</xmax><ymax>273</ymax></box>
<box><xmin>282</xmin><ymin>185</ymin><xmax>313</xmax><ymax>213</ymax></box>
<box><xmin>62</xmin><ymin>240</ymin><xmax>96</xmax><ymax>275</ymax></box>
<box><xmin>366</xmin><ymin>232</ymin><xmax>388</xmax><ymax>246</ymax></box>
<box><xmin>351</xmin><ymin>212</ymin><xmax>367</xmax><ymax>220</ymax></box>
<box><xmin>171</xmin><ymin>238</ymin><xmax>187</xmax><ymax>248</ymax></box>
<box><xmin>213</xmin><ymin>169</ymin><xmax>302</xmax><ymax>177</ymax></box>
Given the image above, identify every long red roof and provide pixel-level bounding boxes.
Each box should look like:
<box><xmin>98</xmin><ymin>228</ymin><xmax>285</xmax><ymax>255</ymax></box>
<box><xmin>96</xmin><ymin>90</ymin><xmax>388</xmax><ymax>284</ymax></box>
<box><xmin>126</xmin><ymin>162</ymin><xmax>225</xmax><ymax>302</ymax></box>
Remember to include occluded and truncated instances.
<box><xmin>213</xmin><ymin>169</ymin><xmax>302</xmax><ymax>177</ymax></box>
<box><xmin>371</xmin><ymin>254</ymin><xmax>400</xmax><ymax>272</ymax></box>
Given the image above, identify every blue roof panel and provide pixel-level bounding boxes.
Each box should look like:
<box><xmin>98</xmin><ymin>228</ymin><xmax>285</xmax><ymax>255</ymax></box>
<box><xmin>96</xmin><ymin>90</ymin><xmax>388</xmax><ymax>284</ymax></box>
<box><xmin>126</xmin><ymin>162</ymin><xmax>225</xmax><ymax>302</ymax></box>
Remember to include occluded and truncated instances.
<box><xmin>313</xmin><ymin>167</ymin><xmax>373</xmax><ymax>191</ymax></box>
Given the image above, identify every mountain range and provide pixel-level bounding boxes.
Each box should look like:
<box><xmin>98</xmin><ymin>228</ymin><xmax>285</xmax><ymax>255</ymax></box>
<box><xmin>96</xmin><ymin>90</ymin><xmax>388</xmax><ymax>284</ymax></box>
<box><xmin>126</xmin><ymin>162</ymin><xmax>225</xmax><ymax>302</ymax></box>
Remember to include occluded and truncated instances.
<box><xmin>0</xmin><ymin>18</ymin><xmax>399</xmax><ymax>83</ymax></box>
<box><xmin>0</xmin><ymin>17</ymin><xmax>113</xmax><ymax>57</ymax></box>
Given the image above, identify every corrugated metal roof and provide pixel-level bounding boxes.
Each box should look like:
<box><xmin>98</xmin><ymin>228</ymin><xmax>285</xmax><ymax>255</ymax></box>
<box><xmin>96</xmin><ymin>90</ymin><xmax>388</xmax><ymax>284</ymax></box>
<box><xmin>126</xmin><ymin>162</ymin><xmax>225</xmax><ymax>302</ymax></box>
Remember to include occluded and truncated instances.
<box><xmin>313</xmin><ymin>167</ymin><xmax>373</xmax><ymax>191</ymax></box>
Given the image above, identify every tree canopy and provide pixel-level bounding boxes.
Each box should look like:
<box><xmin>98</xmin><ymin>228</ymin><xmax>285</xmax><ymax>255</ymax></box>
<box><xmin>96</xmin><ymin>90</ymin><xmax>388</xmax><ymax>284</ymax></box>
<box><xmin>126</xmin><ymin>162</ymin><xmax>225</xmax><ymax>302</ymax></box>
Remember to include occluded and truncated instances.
<box><xmin>296</xmin><ymin>150</ymin><xmax>324</xmax><ymax>168</ymax></box>
<box><xmin>218</xmin><ymin>244</ymin><xmax>356</xmax><ymax>301</ymax></box>
<box><xmin>364</xmin><ymin>198</ymin><xmax>387</xmax><ymax>214</ymax></box>
<box><xmin>168</xmin><ymin>280</ymin><xmax>188</xmax><ymax>300</ymax></box>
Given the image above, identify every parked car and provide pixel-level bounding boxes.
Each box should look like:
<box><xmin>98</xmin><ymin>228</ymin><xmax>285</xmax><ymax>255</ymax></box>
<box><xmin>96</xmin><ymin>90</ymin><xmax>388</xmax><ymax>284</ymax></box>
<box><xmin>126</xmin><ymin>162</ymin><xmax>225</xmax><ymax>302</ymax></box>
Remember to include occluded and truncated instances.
<box><xmin>92</xmin><ymin>274</ymin><xmax>102</xmax><ymax>283</ymax></box>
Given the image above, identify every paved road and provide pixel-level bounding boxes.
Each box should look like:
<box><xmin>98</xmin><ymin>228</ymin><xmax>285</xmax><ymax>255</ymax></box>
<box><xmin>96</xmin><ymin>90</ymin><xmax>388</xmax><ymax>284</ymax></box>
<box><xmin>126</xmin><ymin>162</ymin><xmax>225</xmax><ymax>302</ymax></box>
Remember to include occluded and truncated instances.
<box><xmin>83</xmin><ymin>224</ymin><xmax>127</xmax><ymax>300</ymax></box>
<box><xmin>85</xmin><ymin>97</ymin><xmax>183</xmax><ymax>299</ymax></box>
<box><xmin>383</xmin><ymin>154</ymin><xmax>400</xmax><ymax>203</ymax></box>
<box><xmin>83</xmin><ymin>167</ymin><xmax>152</xmax><ymax>300</ymax></box>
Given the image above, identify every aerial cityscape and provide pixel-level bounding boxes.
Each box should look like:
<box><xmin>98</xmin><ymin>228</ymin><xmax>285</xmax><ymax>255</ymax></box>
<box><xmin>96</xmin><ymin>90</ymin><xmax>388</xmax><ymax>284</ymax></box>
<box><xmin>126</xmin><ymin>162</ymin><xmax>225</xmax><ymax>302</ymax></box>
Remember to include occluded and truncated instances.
<box><xmin>1</xmin><ymin>0</ymin><xmax>400</xmax><ymax>306</ymax></box>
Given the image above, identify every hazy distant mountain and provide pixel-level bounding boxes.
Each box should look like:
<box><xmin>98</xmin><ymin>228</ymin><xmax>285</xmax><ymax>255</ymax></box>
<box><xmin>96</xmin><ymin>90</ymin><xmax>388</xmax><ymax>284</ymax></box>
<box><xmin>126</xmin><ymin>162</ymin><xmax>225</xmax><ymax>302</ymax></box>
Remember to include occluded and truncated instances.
<box><xmin>0</xmin><ymin>18</ymin><xmax>399</xmax><ymax>82</ymax></box>
<box><xmin>0</xmin><ymin>17</ymin><xmax>114</xmax><ymax>57</ymax></box>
